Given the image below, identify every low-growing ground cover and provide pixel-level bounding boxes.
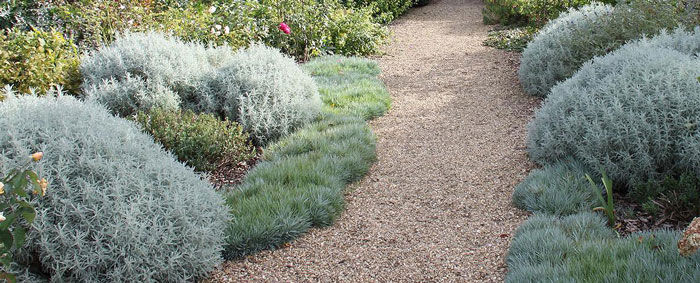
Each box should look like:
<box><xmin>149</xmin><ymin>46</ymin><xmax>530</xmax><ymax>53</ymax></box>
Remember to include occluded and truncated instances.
<box><xmin>221</xmin><ymin>56</ymin><xmax>391</xmax><ymax>258</ymax></box>
<box><xmin>507</xmin><ymin>5</ymin><xmax>700</xmax><ymax>281</ymax></box>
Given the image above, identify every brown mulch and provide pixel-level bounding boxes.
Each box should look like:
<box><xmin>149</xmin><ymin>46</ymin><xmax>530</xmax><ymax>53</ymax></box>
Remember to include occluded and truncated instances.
<box><xmin>209</xmin><ymin>148</ymin><xmax>263</xmax><ymax>189</ymax></box>
<box><xmin>208</xmin><ymin>0</ymin><xmax>541</xmax><ymax>281</ymax></box>
<box><xmin>614</xmin><ymin>194</ymin><xmax>693</xmax><ymax>237</ymax></box>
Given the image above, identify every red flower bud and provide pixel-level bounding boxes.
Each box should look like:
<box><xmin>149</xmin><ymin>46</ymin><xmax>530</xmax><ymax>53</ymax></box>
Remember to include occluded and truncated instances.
<box><xmin>279</xmin><ymin>22</ymin><xmax>291</xmax><ymax>35</ymax></box>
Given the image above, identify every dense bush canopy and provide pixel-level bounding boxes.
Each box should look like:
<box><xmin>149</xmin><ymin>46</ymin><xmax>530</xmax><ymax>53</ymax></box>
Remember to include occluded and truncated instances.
<box><xmin>527</xmin><ymin>27</ymin><xmax>700</xmax><ymax>186</ymax></box>
<box><xmin>0</xmin><ymin>92</ymin><xmax>229</xmax><ymax>282</ymax></box>
<box><xmin>82</xmin><ymin>33</ymin><xmax>322</xmax><ymax>145</ymax></box>
<box><xmin>519</xmin><ymin>0</ymin><xmax>696</xmax><ymax>97</ymax></box>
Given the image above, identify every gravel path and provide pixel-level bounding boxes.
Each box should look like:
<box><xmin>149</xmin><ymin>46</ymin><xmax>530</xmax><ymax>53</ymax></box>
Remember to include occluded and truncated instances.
<box><xmin>211</xmin><ymin>0</ymin><xmax>540</xmax><ymax>281</ymax></box>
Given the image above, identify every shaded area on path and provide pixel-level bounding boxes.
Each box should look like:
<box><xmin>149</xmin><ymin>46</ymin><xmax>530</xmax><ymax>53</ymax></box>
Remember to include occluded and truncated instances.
<box><xmin>211</xmin><ymin>0</ymin><xmax>541</xmax><ymax>281</ymax></box>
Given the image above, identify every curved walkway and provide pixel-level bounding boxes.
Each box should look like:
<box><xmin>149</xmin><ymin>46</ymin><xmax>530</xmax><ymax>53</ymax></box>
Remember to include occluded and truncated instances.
<box><xmin>212</xmin><ymin>0</ymin><xmax>540</xmax><ymax>281</ymax></box>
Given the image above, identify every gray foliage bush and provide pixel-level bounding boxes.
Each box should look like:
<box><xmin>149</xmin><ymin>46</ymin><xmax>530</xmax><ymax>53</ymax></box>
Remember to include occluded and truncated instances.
<box><xmin>81</xmin><ymin>32</ymin><xmax>232</xmax><ymax>117</ymax></box>
<box><xmin>213</xmin><ymin>44</ymin><xmax>322</xmax><ymax>145</ymax></box>
<box><xmin>512</xmin><ymin>160</ymin><xmax>598</xmax><ymax>216</ymax></box>
<box><xmin>0</xmin><ymin>90</ymin><xmax>229</xmax><ymax>282</ymax></box>
<box><xmin>527</xmin><ymin>27</ymin><xmax>700</xmax><ymax>186</ymax></box>
<box><xmin>82</xmin><ymin>32</ymin><xmax>321</xmax><ymax>145</ymax></box>
<box><xmin>519</xmin><ymin>0</ymin><xmax>695</xmax><ymax>97</ymax></box>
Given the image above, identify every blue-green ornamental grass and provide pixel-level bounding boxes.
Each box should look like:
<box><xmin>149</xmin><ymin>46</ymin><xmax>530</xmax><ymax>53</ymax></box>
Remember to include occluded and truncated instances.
<box><xmin>512</xmin><ymin>160</ymin><xmax>598</xmax><ymax>216</ymax></box>
<box><xmin>222</xmin><ymin>56</ymin><xmax>390</xmax><ymax>258</ymax></box>
<box><xmin>507</xmin><ymin>213</ymin><xmax>700</xmax><ymax>282</ymax></box>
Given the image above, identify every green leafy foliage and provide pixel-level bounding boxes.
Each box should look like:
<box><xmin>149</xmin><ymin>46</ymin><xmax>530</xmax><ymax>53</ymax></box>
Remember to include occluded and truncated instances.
<box><xmin>0</xmin><ymin>156</ymin><xmax>47</xmax><ymax>283</ymax></box>
<box><xmin>586</xmin><ymin>170</ymin><xmax>615</xmax><ymax>226</ymax></box>
<box><xmin>0</xmin><ymin>28</ymin><xmax>81</xmax><ymax>96</ymax></box>
<box><xmin>134</xmin><ymin>108</ymin><xmax>256</xmax><ymax>172</ymax></box>
<box><xmin>519</xmin><ymin>0</ymin><xmax>697</xmax><ymax>97</ymax></box>
<box><xmin>0</xmin><ymin>90</ymin><xmax>230</xmax><ymax>282</ymax></box>
<box><xmin>507</xmin><ymin>213</ymin><xmax>700</xmax><ymax>282</ymax></box>
<box><xmin>482</xmin><ymin>26</ymin><xmax>537</xmax><ymax>52</ymax></box>
<box><xmin>482</xmin><ymin>0</ymin><xmax>611</xmax><ymax>26</ymax></box>
<box><xmin>512</xmin><ymin>160</ymin><xmax>598</xmax><ymax>216</ymax></box>
<box><xmin>46</xmin><ymin>0</ymin><xmax>388</xmax><ymax>60</ymax></box>
<box><xmin>527</xmin><ymin>27</ymin><xmax>700</xmax><ymax>187</ymax></box>
<box><xmin>222</xmin><ymin>56</ymin><xmax>389</xmax><ymax>258</ymax></box>
<box><xmin>340</xmin><ymin>0</ymin><xmax>414</xmax><ymax>24</ymax></box>
<box><xmin>631</xmin><ymin>173</ymin><xmax>700</xmax><ymax>221</ymax></box>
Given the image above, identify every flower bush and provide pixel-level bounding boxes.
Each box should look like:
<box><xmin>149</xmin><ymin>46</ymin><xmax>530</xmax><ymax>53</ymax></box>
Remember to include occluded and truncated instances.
<box><xmin>0</xmin><ymin>153</ymin><xmax>47</xmax><ymax>283</ymax></box>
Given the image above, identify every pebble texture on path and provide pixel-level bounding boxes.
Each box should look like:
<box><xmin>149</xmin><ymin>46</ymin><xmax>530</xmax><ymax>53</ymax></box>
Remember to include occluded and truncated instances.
<box><xmin>211</xmin><ymin>0</ymin><xmax>541</xmax><ymax>281</ymax></box>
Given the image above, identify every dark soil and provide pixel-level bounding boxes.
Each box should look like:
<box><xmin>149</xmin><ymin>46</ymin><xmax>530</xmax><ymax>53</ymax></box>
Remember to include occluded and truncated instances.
<box><xmin>614</xmin><ymin>193</ymin><xmax>692</xmax><ymax>237</ymax></box>
<box><xmin>209</xmin><ymin>148</ymin><xmax>263</xmax><ymax>189</ymax></box>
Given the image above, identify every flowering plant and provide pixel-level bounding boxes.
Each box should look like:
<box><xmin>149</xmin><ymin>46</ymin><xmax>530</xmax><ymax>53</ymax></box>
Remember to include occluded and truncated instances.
<box><xmin>0</xmin><ymin>152</ymin><xmax>47</xmax><ymax>282</ymax></box>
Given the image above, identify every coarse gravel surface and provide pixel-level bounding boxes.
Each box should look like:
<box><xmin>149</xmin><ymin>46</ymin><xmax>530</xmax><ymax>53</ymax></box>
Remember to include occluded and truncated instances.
<box><xmin>210</xmin><ymin>0</ymin><xmax>541</xmax><ymax>281</ymax></box>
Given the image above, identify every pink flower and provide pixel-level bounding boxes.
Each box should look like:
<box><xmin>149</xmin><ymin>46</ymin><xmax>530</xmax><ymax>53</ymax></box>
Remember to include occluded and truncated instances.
<box><xmin>278</xmin><ymin>22</ymin><xmax>291</xmax><ymax>35</ymax></box>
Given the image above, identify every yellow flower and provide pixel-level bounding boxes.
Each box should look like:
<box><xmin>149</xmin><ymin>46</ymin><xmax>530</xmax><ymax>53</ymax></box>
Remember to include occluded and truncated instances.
<box><xmin>31</xmin><ymin>152</ymin><xmax>43</xmax><ymax>162</ymax></box>
<box><xmin>39</xmin><ymin>178</ymin><xmax>48</xmax><ymax>197</ymax></box>
<box><xmin>0</xmin><ymin>212</ymin><xmax>5</xmax><ymax>222</ymax></box>
<box><xmin>0</xmin><ymin>182</ymin><xmax>4</xmax><ymax>195</ymax></box>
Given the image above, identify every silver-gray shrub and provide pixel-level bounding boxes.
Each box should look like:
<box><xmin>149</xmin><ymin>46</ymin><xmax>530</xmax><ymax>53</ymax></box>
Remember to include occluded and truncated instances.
<box><xmin>527</xmin><ymin>27</ymin><xmax>700</xmax><ymax>186</ymax></box>
<box><xmin>213</xmin><ymin>44</ymin><xmax>321</xmax><ymax>145</ymax></box>
<box><xmin>519</xmin><ymin>0</ymin><xmax>695</xmax><ymax>97</ymax></box>
<box><xmin>81</xmin><ymin>33</ymin><xmax>321</xmax><ymax>145</ymax></box>
<box><xmin>80</xmin><ymin>31</ymin><xmax>233</xmax><ymax>116</ymax></box>
<box><xmin>0</xmin><ymin>91</ymin><xmax>230</xmax><ymax>282</ymax></box>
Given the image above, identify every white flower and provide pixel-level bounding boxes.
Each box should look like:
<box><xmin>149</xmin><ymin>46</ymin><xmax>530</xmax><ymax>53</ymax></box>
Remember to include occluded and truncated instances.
<box><xmin>224</xmin><ymin>26</ymin><xmax>230</xmax><ymax>34</ymax></box>
<box><xmin>215</xmin><ymin>24</ymin><xmax>222</xmax><ymax>30</ymax></box>
<box><xmin>0</xmin><ymin>212</ymin><xmax>5</xmax><ymax>222</ymax></box>
<box><xmin>119</xmin><ymin>5</ymin><xmax>126</xmax><ymax>10</ymax></box>
<box><xmin>208</xmin><ymin>6</ymin><xmax>217</xmax><ymax>13</ymax></box>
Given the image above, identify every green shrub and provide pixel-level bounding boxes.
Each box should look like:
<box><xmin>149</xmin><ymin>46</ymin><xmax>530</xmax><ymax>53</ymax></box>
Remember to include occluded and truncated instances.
<box><xmin>80</xmin><ymin>31</ymin><xmax>232</xmax><ymax>117</ymax></box>
<box><xmin>341</xmin><ymin>0</ymin><xmax>414</xmax><ymax>23</ymax></box>
<box><xmin>0</xmin><ymin>28</ymin><xmax>81</xmax><ymax>96</ymax></box>
<box><xmin>53</xmin><ymin>0</ymin><xmax>157</xmax><ymax>48</ymax></box>
<box><xmin>303</xmin><ymin>56</ymin><xmax>391</xmax><ymax>120</ymax></box>
<box><xmin>527</xmin><ymin>27</ymin><xmax>700</xmax><ymax>186</ymax></box>
<box><xmin>513</xmin><ymin>160</ymin><xmax>598</xmax><ymax>216</ymax></box>
<box><xmin>519</xmin><ymin>0</ymin><xmax>696</xmax><ymax>97</ymax></box>
<box><xmin>0</xmin><ymin>0</ymin><xmax>58</xmax><ymax>30</ymax></box>
<box><xmin>214</xmin><ymin>44</ymin><xmax>322</xmax><ymax>145</ymax></box>
<box><xmin>227</xmin><ymin>0</ymin><xmax>387</xmax><ymax>60</ymax></box>
<box><xmin>134</xmin><ymin>108</ymin><xmax>256</xmax><ymax>172</ymax></box>
<box><xmin>482</xmin><ymin>0</ymin><xmax>608</xmax><ymax>26</ymax></box>
<box><xmin>0</xmin><ymin>91</ymin><xmax>229</xmax><ymax>282</ymax></box>
<box><xmin>507</xmin><ymin>213</ymin><xmax>700</xmax><ymax>282</ymax></box>
<box><xmin>631</xmin><ymin>172</ymin><xmax>700</xmax><ymax>221</ymax></box>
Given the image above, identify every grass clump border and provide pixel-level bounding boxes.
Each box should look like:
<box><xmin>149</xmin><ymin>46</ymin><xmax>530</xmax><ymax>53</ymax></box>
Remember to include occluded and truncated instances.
<box><xmin>221</xmin><ymin>55</ymin><xmax>391</xmax><ymax>258</ymax></box>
